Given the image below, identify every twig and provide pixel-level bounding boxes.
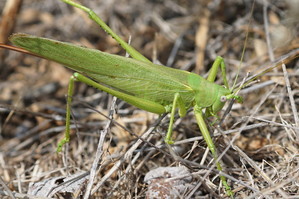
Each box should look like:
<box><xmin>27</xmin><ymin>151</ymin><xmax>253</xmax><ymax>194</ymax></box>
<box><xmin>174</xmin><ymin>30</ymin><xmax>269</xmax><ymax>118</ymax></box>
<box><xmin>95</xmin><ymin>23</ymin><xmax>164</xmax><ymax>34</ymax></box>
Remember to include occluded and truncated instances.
<box><xmin>0</xmin><ymin>191</ymin><xmax>50</xmax><ymax>199</ymax></box>
<box><xmin>246</xmin><ymin>170</ymin><xmax>299</xmax><ymax>199</ymax></box>
<box><xmin>281</xmin><ymin>63</ymin><xmax>299</xmax><ymax>139</ymax></box>
<box><xmin>91</xmin><ymin>114</ymin><xmax>167</xmax><ymax>194</ymax></box>
<box><xmin>0</xmin><ymin>175</ymin><xmax>15</xmax><ymax>199</ymax></box>
<box><xmin>234</xmin><ymin>146</ymin><xmax>288</xmax><ymax>198</ymax></box>
<box><xmin>84</xmin><ymin>97</ymin><xmax>117</xmax><ymax>199</ymax></box>
<box><xmin>263</xmin><ymin>0</ymin><xmax>275</xmax><ymax>62</ymax></box>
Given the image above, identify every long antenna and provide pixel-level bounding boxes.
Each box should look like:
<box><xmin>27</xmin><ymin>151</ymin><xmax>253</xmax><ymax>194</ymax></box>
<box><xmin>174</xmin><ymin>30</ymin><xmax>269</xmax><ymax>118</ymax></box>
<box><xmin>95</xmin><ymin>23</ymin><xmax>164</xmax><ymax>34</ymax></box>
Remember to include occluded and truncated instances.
<box><xmin>231</xmin><ymin>0</ymin><xmax>256</xmax><ymax>91</ymax></box>
<box><xmin>232</xmin><ymin>49</ymin><xmax>299</xmax><ymax>95</ymax></box>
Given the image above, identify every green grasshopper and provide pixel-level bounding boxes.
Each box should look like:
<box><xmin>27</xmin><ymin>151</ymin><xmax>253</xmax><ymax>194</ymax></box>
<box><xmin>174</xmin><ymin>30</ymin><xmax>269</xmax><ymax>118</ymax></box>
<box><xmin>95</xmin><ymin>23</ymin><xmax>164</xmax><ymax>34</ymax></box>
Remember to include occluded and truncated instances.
<box><xmin>0</xmin><ymin>0</ymin><xmax>249</xmax><ymax>196</ymax></box>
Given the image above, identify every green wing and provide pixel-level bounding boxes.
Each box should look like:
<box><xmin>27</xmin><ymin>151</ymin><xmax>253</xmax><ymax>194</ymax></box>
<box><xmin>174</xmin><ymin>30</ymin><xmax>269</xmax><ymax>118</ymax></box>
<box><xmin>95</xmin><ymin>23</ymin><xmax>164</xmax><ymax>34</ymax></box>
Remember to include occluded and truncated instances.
<box><xmin>10</xmin><ymin>34</ymin><xmax>195</xmax><ymax>106</ymax></box>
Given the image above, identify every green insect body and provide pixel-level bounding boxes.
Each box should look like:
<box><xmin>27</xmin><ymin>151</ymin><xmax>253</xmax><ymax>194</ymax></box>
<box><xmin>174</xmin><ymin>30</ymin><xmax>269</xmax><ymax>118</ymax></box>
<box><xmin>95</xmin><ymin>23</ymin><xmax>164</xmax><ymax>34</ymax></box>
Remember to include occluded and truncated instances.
<box><xmin>10</xmin><ymin>34</ymin><xmax>237</xmax><ymax>117</ymax></box>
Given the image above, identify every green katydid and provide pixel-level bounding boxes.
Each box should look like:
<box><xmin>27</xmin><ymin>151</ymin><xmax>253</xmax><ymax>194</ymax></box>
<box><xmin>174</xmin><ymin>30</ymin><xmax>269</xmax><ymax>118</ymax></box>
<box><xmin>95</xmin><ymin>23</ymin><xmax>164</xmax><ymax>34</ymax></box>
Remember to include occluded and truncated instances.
<box><xmin>0</xmin><ymin>0</ymin><xmax>252</xmax><ymax>196</ymax></box>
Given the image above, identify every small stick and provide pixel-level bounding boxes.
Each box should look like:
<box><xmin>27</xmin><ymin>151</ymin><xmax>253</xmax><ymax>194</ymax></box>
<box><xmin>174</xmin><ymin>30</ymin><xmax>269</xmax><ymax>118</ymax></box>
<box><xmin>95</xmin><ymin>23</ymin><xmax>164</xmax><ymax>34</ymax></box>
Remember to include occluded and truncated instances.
<box><xmin>281</xmin><ymin>63</ymin><xmax>299</xmax><ymax>139</ymax></box>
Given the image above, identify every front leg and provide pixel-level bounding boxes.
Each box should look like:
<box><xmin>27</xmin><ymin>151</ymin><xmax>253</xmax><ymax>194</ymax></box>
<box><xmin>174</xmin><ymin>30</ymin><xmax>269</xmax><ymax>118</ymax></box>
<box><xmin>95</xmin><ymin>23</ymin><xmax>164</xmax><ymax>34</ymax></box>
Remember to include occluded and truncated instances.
<box><xmin>193</xmin><ymin>105</ymin><xmax>234</xmax><ymax>197</ymax></box>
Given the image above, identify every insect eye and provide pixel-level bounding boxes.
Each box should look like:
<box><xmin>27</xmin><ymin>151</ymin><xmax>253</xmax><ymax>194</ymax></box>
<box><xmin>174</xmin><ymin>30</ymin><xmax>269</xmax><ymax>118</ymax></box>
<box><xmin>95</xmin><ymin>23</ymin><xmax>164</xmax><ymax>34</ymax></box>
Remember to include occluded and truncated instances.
<box><xmin>220</xmin><ymin>96</ymin><xmax>227</xmax><ymax>102</ymax></box>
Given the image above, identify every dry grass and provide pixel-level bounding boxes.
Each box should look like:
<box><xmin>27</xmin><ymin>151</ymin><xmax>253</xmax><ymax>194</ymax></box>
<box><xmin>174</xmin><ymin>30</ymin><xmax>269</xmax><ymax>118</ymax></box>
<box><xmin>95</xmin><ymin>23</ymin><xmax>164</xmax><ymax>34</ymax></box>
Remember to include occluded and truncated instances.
<box><xmin>0</xmin><ymin>0</ymin><xmax>298</xmax><ymax>198</ymax></box>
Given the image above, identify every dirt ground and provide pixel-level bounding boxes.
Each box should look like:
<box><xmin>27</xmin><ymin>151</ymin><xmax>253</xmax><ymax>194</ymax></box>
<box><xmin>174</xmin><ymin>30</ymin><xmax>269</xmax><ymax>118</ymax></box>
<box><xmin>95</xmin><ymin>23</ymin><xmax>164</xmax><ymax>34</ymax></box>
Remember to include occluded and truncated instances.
<box><xmin>0</xmin><ymin>0</ymin><xmax>298</xmax><ymax>198</ymax></box>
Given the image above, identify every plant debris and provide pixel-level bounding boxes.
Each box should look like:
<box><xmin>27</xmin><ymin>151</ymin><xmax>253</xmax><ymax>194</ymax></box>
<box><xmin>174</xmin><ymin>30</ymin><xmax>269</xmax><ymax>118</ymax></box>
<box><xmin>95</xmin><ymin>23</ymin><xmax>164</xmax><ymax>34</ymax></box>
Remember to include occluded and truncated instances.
<box><xmin>0</xmin><ymin>0</ymin><xmax>298</xmax><ymax>198</ymax></box>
